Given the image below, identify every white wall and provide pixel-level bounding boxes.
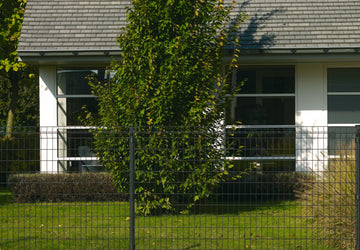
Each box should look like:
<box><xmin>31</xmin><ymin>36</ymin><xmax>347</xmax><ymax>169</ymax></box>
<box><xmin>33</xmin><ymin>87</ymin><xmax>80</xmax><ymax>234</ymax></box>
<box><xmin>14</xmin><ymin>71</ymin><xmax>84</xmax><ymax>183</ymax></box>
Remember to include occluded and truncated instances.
<box><xmin>39</xmin><ymin>66</ymin><xmax>60</xmax><ymax>173</ymax></box>
<box><xmin>295</xmin><ymin>63</ymin><xmax>327</xmax><ymax>172</ymax></box>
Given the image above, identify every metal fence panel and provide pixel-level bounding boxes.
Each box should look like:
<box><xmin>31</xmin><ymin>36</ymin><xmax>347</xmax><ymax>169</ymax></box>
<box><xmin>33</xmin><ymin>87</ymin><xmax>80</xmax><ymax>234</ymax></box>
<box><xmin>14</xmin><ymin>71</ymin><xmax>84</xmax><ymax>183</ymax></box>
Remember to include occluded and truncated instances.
<box><xmin>0</xmin><ymin>126</ymin><xmax>357</xmax><ymax>249</ymax></box>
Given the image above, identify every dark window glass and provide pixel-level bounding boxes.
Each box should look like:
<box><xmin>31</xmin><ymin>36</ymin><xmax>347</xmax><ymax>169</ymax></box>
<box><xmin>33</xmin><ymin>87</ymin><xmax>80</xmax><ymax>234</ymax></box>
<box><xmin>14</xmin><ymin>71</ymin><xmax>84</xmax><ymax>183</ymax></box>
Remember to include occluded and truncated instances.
<box><xmin>58</xmin><ymin>97</ymin><xmax>99</xmax><ymax>126</ymax></box>
<box><xmin>328</xmin><ymin>127</ymin><xmax>355</xmax><ymax>155</ymax></box>
<box><xmin>328</xmin><ymin>68</ymin><xmax>360</xmax><ymax>92</ymax></box>
<box><xmin>227</xmin><ymin>97</ymin><xmax>295</xmax><ymax>125</ymax></box>
<box><xmin>237</xmin><ymin>67</ymin><xmax>295</xmax><ymax>94</ymax></box>
<box><xmin>328</xmin><ymin>95</ymin><xmax>360</xmax><ymax>123</ymax></box>
<box><xmin>57</xmin><ymin>69</ymin><xmax>108</xmax><ymax>95</ymax></box>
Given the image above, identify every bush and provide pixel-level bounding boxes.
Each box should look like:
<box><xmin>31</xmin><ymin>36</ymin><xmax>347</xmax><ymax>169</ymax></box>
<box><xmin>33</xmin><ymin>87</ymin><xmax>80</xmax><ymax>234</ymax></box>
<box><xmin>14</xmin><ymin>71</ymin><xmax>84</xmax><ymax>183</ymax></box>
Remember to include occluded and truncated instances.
<box><xmin>7</xmin><ymin>172</ymin><xmax>126</xmax><ymax>203</ymax></box>
<box><xmin>219</xmin><ymin>171</ymin><xmax>313</xmax><ymax>202</ymax></box>
<box><xmin>297</xmin><ymin>151</ymin><xmax>356</xmax><ymax>249</ymax></box>
<box><xmin>92</xmin><ymin>127</ymin><xmax>238</xmax><ymax>215</ymax></box>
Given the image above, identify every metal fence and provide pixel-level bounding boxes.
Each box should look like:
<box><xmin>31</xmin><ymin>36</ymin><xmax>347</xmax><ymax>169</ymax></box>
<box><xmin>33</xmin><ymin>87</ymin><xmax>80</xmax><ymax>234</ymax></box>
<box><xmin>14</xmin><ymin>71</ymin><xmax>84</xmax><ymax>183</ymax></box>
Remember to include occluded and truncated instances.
<box><xmin>0</xmin><ymin>126</ymin><xmax>358</xmax><ymax>249</ymax></box>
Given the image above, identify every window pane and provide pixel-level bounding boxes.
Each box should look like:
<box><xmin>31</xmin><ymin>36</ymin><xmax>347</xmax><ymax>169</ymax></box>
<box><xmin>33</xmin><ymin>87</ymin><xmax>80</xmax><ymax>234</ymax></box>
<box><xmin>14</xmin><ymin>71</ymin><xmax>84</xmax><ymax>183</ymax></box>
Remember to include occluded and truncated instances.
<box><xmin>57</xmin><ymin>68</ymin><xmax>107</xmax><ymax>95</ymax></box>
<box><xmin>57</xmin><ymin>129</ymin><xmax>103</xmax><ymax>172</ymax></box>
<box><xmin>328</xmin><ymin>127</ymin><xmax>355</xmax><ymax>155</ymax></box>
<box><xmin>228</xmin><ymin>160</ymin><xmax>295</xmax><ymax>172</ymax></box>
<box><xmin>58</xmin><ymin>97</ymin><xmax>98</xmax><ymax>126</ymax></box>
<box><xmin>328</xmin><ymin>68</ymin><xmax>360</xmax><ymax>92</ymax></box>
<box><xmin>227</xmin><ymin>97</ymin><xmax>295</xmax><ymax>125</ymax></box>
<box><xmin>328</xmin><ymin>95</ymin><xmax>360</xmax><ymax>123</ymax></box>
<box><xmin>226</xmin><ymin>127</ymin><xmax>295</xmax><ymax>158</ymax></box>
<box><xmin>237</xmin><ymin>67</ymin><xmax>295</xmax><ymax>94</ymax></box>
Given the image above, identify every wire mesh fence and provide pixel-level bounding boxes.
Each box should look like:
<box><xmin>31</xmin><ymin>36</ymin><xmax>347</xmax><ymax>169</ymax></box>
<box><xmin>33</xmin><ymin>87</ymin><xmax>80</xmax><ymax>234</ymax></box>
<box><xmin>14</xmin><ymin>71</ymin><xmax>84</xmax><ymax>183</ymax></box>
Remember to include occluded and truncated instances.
<box><xmin>0</xmin><ymin>126</ymin><xmax>357</xmax><ymax>249</ymax></box>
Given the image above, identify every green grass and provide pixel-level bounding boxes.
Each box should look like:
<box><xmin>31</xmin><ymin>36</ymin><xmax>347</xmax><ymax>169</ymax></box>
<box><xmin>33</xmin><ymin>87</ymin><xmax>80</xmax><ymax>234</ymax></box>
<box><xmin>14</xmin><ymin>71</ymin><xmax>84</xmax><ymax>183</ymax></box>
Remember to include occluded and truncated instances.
<box><xmin>0</xmin><ymin>192</ymin><xmax>328</xmax><ymax>249</ymax></box>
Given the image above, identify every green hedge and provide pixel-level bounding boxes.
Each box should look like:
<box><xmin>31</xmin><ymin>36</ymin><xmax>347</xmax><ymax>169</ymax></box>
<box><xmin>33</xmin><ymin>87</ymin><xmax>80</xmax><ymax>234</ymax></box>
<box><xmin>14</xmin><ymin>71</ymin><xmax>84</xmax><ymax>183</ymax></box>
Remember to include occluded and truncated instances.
<box><xmin>7</xmin><ymin>173</ymin><xmax>127</xmax><ymax>202</ymax></box>
<box><xmin>219</xmin><ymin>171</ymin><xmax>314</xmax><ymax>202</ymax></box>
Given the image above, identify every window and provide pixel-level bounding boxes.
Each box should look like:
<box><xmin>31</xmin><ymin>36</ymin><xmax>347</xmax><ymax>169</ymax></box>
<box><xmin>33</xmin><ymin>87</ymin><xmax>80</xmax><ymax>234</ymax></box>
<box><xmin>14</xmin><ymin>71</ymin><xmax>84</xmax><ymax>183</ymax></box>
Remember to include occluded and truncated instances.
<box><xmin>226</xmin><ymin>66</ymin><xmax>295</xmax><ymax>125</ymax></box>
<box><xmin>57</xmin><ymin>68</ymin><xmax>108</xmax><ymax>126</ymax></box>
<box><xmin>56</xmin><ymin>68</ymin><xmax>108</xmax><ymax>172</ymax></box>
<box><xmin>226</xmin><ymin>66</ymin><xmax>295</xmax><ymax>171</ymax></box>
<box><xmin>328</xmin><ymin>68</ymin><xmax>360</xmax><ymax>154</ymax></box>
<box><xmin>328</xmin><ymin>68</ymin><xmax>360</xmax><ymax>124</ymax></box>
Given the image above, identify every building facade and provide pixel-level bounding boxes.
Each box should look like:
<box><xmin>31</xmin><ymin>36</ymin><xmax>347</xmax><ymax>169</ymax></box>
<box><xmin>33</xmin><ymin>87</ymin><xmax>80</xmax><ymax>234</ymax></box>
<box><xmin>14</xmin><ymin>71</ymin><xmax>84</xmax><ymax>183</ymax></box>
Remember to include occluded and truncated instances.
<box><xmin>18</xmin><ymin>0</ymin><xmax>360</xmax><ymax>172</ymax></box>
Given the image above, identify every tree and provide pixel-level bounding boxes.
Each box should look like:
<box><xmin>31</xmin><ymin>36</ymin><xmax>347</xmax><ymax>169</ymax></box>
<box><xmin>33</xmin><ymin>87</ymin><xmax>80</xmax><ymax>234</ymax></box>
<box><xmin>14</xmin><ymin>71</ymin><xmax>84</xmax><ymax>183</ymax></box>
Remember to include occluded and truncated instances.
<box><xmin>88</xmin><ymin>0</ymin><xmax>246</xmax><ymax>215</ymax></box>
<box><xmin>0</xmin><ymin>0</ymin><xmax>38</xmax><ymax>139</ymax></box>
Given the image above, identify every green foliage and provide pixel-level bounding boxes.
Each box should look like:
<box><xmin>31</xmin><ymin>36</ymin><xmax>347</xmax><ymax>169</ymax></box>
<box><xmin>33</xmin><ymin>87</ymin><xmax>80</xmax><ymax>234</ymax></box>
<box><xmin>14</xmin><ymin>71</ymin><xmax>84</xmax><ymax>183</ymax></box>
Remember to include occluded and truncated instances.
<box><xmin>298</xmin><ymin>147</ymin><xmax>356</xmax><ymax>249</ymax></box>
<box><xmin>0</xmin><ymin>0</ymin><xmax>26</xmax><ymax>72</ymax></box>
<box><xmin>88</xmin><ymin>0</ymin><xmax>246</xmax><ymax>215</ymax></box>
<box><xmin>219</xmin><ymin>171</ymin><xmax>314</xmax><ymax>202</ymax></box>
<box><xmin>0</xmin><ymin>0</ymin><xmax>39</xmax><ymax>129</ymax></box>
<box><xmin>0</xmin><ymin>130</ymin><xmax>39</xmax><ymax>186</ymax></box>
<box><xmin>0</xmin><ymin>67</ymin><xmax>39</xmax><ymax>126</ymax></box>
<box><xmin>7</xmin><ymin>172</ymin><xmax>126</xmax><ymax>202</ymax></box>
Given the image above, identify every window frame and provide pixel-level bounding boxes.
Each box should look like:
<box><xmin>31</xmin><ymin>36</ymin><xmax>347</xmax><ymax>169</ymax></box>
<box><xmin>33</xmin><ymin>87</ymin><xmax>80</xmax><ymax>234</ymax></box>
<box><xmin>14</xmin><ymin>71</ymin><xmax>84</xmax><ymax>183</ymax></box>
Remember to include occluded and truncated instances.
<box><xmin>225</xmin><ymin>65</ymin><xmax>296</xmax><ymax>169</ymax></box>
<box><xmin>327</xmin><ymin>67</ymin><xmax>360</xmax><ymax>126</ymax></box>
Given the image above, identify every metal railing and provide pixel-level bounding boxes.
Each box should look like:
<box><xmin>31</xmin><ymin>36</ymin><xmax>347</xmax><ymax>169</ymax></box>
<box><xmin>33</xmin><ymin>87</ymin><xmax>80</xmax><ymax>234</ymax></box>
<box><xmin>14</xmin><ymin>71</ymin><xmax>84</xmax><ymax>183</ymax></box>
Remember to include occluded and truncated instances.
<box><xmin>0</xmin><ymin>126</ymin><xmax>358</xmax><ymax>249</ymax></box>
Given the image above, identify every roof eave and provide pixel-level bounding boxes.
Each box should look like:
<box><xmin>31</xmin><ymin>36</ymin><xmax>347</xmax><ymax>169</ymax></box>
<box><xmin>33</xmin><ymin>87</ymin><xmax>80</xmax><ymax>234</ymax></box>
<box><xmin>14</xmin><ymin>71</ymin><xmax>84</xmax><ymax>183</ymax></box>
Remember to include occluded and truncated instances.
<box><xmin>18</xmin><ymin>50</ymin><xmax>122</xmax><ymax>65</ymax></box>
<box><xmin>223</xmin><ymin>47</ymin><xmax>360</xmax><ymax>63</ymax></box>
<box><xmin>18</xmin><ymin>47</ymin><xmax>360</xmax><ymax>66</ymax></box>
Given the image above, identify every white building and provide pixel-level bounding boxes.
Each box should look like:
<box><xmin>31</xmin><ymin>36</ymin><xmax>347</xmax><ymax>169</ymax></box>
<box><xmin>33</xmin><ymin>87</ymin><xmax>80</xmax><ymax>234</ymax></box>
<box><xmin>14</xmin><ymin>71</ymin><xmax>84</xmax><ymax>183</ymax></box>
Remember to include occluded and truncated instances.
<box><xmin>18</xmin><ymin>0</ymin><xmax>360</xmax><ymax>173</ymax></box>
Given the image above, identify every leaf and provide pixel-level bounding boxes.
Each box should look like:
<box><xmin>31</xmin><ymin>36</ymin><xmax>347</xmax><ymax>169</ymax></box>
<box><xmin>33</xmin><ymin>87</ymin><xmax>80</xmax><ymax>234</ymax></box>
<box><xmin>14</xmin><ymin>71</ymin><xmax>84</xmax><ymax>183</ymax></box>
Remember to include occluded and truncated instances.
<box><xmin>5</xmin><ymin>63</ymin><xmax>12</xmax><ymax>72</ymax></box>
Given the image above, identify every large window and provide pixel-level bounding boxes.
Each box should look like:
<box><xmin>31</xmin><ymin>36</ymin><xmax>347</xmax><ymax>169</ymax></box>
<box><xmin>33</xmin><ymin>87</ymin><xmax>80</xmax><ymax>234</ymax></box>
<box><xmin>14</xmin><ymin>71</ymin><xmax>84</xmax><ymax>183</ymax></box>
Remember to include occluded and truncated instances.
<box><xmin>328</xmin><ymin>68</ymin><xmax>360</xmax><ymax>154</ymax></box>
<box><xmin>57</xmin><ymin>68</ymin><xmax>108</xmax><ymax>126</ymax></box>
<box><xmin>328</xmin><ymin>68</ymin><xmax>360</xmax><ymax>124</ymax></box>
<box><xmin>227</xmin><ymin>66</ymin><xmax>295</xmax><ymax>125</ymax></box>
<box><xmin>56</xmin><ymin>68</ymin><xmax>108</xmax><ymax>172</ymax></box>
<box><xmin>226</xmin><ymin>66</ymin><xmax>295</xmax><ymax>171</ymax></box>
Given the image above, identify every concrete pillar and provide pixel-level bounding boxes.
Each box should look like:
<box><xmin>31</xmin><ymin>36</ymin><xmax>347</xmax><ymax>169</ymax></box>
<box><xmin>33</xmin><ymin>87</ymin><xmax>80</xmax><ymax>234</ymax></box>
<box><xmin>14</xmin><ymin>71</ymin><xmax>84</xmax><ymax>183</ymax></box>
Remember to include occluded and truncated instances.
<box><xmin>295</xmin><ymin>63</ymin><xmax>327</xmax><ymax>172</ymax></box>
<box><xmin>39</xmin><ymin>66</ymin><xmax>60</xmax><ymax>173</ymax></box>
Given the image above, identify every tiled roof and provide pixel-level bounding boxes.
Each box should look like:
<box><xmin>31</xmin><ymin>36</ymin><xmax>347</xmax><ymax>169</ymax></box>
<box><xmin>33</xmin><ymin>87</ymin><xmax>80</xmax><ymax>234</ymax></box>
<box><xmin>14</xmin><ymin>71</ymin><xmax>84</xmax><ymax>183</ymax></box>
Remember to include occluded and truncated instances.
<box><xmin>18</xmin><ymin>0</ymin><xmax>360</xmax><ymax>54</ymax></box>
<box><xmin>235</xmin><ymin>0</ymin><xmax>360</xmax><ymax>49</ymax></box>
<box><xmin>18</xmin><ymin>0</ymin><xmax>130</xmax><ymax>52</ymax></box>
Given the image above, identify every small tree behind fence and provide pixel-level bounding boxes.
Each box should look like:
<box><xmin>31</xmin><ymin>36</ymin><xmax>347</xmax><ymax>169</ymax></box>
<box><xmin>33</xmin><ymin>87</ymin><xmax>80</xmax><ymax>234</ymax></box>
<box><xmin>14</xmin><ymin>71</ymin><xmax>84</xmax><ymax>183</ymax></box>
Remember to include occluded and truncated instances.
<box><xmin>93</xmin><ymin>126</ymin><xmax>242</xmax><ymax>215</ymax></box>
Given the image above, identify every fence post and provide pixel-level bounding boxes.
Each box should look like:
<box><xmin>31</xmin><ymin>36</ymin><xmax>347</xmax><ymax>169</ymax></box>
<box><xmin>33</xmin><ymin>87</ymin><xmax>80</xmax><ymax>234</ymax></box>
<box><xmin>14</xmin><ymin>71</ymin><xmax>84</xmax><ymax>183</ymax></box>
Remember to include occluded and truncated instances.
<box><xmin>355</xmin><ymin>125</ymin><xmax>360</xmax><ymax>250</ymax></box>
<box><xmin>129</xmin><ymin>126</ymin><xmax>135</xmax><ymax>250</ymax></box>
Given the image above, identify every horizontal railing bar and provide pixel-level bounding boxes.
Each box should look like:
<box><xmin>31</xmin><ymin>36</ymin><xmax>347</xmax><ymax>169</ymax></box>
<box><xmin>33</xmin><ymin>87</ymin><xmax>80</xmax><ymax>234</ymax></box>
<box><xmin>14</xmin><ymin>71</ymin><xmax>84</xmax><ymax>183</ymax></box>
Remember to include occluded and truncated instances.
<box><xmin>328</xmin><ymin>92</ymin><xmax>360</xmax><ymax>95</ymax></box>
<box><xmin>226</xmin><ymin>156</ymin><xmax>296</xmax><ymax>160</ymax></box>
<box><xmin>35</xmin><ymin>125</ymin><xmax>360</xmax><ymax>130</ymax></box>
<box><xmin>226</xmin><ymin>93</ymin><xmax>295</xmax><ymax>97</ymax></box>
<box><xmin>226</xmin><ymin>125</ymin><xmax>296</xmax><ymax>129</ymax></box>
<box><xmin>58</xmin><ymin>157</ymin><xmax>99</xmax><ymax>161</ymax></box>
<box><xmin>328</xmin><ymin>124</ymin><xmax>360</xmax><ymax>127</ymax></box>
<box><xmin>56</xmin><ymin>95</ymin><xmax>97</xmax><ymax>98</ymax></box>
<box><xmin>56</xmin><ymin>126</ymin><xmax>100</xmax><ymax>130</ymax></box>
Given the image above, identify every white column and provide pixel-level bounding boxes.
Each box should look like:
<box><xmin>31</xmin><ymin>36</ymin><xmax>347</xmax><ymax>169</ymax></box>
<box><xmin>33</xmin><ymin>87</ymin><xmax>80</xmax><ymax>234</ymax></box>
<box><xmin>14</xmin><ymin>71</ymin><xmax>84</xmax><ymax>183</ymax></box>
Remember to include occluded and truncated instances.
<box><xmin>56</xmin><ymin>71</ymin><xmax>68</xmax><ymax>171</ymax></box>
<box><xmin>295</xmin><ymin>63</ymin><xmax>328</xmax><ymax>172</ymax></box>
<box><xmin>39</xmin><ymin>66</ymin><xmax>60</xmax><ymax>173</ymax></box>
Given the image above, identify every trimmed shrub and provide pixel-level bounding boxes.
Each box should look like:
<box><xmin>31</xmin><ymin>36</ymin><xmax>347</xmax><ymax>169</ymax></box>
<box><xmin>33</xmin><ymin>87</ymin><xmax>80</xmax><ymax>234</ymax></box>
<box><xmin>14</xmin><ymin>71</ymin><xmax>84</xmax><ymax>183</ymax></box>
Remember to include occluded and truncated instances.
<box><xmin>219</xmin><ymin>171</ymin><xmax>313</xmax><ymax>202</ymax></box>
<box><xmin>7</xmin><ymin>172</ymin><xmax>126</xmax><ymax>203</ymax></box>
<box><xmin>297</xmin><ymin>152</ymin><xmax>356</xmax><ymax>249</ymax></box>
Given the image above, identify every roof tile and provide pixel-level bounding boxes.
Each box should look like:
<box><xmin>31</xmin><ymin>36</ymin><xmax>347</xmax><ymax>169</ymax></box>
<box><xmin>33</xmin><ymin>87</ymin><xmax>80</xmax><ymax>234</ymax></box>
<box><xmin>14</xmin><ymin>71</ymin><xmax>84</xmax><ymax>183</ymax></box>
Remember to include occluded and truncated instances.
<box><xmin>18</xmin><ymin>0</ymin><xmax>360</xmax><ymax>53</ymax></box>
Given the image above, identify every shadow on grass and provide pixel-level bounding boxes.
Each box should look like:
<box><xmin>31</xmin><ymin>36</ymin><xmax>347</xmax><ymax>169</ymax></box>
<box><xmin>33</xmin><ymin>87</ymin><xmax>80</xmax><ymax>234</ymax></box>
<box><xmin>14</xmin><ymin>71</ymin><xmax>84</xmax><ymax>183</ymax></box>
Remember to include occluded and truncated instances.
<box><xmin>1</xmin><ymin>186</ymin><xmax>299</xmax><ymax>217</ymax></box>
<box><xmin>188</xmin><ymin>199</ymin><xmax>296</xmax><ymax>215</ymax></box>
<box><xmin>0</xmin><ymin>188</ymin><xmax>13</xmax><ymax>205</ymax></box>
<box><xmin>0</xmin><ymin>237</ymin><xmax>39</xmax><ymax>248</ymax></box>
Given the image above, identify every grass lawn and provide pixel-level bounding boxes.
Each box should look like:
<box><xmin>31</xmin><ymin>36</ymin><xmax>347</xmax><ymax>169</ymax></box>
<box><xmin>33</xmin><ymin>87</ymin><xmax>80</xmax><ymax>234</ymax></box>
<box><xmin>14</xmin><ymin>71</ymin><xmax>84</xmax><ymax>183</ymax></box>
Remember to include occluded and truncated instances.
<box><xmin>0</xmin><ymin>189</ymin><xmax>327</xmax><ymax>249</ymax></box>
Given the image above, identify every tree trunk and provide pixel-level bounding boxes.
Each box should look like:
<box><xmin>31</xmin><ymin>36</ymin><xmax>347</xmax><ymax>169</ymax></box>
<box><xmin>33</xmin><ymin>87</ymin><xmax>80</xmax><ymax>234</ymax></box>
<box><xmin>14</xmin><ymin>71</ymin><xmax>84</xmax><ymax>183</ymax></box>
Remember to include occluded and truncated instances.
<box><xmin>4</xmin><ymin>71</ymin><xmax>19</xmax><ymax>140</ymax></box>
